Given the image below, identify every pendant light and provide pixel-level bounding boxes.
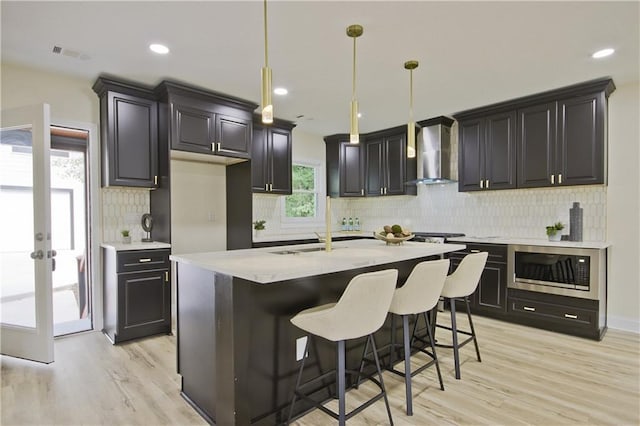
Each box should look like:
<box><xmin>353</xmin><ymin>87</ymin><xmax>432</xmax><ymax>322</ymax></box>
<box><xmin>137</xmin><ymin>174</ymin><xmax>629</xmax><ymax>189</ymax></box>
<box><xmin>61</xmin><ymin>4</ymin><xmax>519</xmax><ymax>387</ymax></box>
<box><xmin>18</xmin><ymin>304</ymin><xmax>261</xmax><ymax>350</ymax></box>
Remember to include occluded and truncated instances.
<box><xmin>347</xmin><ymin>24</ymin><xmax>363</xmax><ymax>144</ymax></box>
<box><xmin>261</xmin><ymin>0</ymin><xmax>273</xmax><ymax>124</ymax></box>
<box><xmin>405</xmin><ymin>60</ymin><xmax>418</xmax><ymax>158</ymax></box>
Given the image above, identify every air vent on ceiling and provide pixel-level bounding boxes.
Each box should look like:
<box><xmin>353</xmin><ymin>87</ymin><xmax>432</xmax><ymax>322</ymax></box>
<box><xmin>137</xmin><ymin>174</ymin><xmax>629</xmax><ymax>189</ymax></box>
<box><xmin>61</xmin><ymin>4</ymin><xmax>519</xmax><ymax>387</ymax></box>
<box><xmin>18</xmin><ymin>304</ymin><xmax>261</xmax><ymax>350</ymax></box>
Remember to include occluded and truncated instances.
<box><xmin>52</xmin><ymin>45</ymin><xmax>90</xmax><ymax>60</ymax></box>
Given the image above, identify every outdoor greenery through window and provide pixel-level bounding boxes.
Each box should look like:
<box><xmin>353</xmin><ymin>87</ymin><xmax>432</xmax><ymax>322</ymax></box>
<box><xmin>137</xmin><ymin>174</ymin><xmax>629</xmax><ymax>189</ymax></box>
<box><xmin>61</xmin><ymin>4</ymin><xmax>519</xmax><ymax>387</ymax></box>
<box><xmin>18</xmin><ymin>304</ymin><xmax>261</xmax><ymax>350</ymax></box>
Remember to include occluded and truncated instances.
<box><xmin>285</xmin><ymin>164</ymin><xmax>317</xmax><ymax>218</ymax></box>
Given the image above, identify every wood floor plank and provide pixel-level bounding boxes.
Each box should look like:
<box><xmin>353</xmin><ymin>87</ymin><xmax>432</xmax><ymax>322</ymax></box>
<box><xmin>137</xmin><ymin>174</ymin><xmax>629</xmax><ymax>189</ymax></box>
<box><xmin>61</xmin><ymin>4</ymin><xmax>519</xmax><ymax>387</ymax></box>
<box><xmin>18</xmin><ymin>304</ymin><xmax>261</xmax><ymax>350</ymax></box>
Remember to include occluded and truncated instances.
<box><xmin>1</xmin><ymin>314</ymin><xmax>638</xmax><ymax>425</ymax></box>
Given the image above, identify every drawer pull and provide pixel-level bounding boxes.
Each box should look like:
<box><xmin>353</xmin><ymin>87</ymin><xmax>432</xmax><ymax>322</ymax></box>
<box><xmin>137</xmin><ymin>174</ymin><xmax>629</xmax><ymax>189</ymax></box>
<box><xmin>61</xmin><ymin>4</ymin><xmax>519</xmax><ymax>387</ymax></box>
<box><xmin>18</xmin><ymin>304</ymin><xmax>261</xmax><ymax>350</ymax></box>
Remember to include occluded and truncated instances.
<box><xmin>138</xmin><ymin>258</ymin><xmax>152</xmax><ymax>263</ymax></box>
<box><xmin>523</xmin><ymin>306</ymin><xmax>536</xmax><ymax>312</ymax></box>
<box><xmin>564</xmin><ymin>313</ymin><xmax>578</xmax><ymax>319</ymax></box>
<box><xmin>471</xmin><ymin>250</ymin><xmax>480</xmax><ymax>253</ymax></box>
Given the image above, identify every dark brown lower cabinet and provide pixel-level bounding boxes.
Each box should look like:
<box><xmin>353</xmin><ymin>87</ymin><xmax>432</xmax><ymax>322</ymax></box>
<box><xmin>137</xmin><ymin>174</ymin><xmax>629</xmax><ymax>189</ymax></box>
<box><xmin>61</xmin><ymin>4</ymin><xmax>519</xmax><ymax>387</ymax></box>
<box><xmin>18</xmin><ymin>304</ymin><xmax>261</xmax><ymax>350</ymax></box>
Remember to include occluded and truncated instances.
<box><xmin>449</xmin><ymin>243</ymin><xmax>508</xmax><ymax>319</ymax></box>
<box><xmin>102</xmin><ymin>247</ymin><xmax>171</xmax><ymax>343</ymax></box>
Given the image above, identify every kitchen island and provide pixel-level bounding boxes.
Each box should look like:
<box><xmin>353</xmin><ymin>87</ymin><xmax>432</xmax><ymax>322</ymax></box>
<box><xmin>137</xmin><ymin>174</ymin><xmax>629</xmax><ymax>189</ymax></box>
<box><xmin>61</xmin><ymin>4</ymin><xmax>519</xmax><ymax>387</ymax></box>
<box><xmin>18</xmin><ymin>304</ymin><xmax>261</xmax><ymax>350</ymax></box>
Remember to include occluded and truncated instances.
<box><xmin>171</xmin><ymin>239</ymin><xmax>465</xmax><ymax>425</ymax></box>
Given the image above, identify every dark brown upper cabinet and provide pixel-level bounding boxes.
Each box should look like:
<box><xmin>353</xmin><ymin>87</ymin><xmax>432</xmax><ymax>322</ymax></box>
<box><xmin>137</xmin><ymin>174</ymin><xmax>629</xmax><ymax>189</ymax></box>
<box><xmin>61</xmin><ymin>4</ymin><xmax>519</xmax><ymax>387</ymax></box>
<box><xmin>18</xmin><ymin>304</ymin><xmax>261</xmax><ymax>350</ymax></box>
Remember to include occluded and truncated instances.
<box><xmin>252</xmin><ymin>117</ymin><xmax>296</xmax><ymax>194</ymax></box>
<box><xmin>93</xmin><ymin>76</ymin><xmax>159</xmax><ymax>188</ymax></box>
<box><xmin>458</xmin><ymin>112</ymin><xmax>517</xmax><ymax>192</ymax></box>
<box><xmin>365</xmin><ymin>129</ymin><xmax>407</xmax><ymax>196</ymax></box>
<box><xmin>454</xmin><ymin>77</ymin><xmax>614</xmax><ymax>192</ymax></box>
<box><xmin>156</xmin><ymin>81</ymin><xmax>257</xmax><ymax>160</ymax></box>
<box><xmin>324</xmin><ymin>134</ymin><xmax>365</xmax><ymax>197</ymax></box>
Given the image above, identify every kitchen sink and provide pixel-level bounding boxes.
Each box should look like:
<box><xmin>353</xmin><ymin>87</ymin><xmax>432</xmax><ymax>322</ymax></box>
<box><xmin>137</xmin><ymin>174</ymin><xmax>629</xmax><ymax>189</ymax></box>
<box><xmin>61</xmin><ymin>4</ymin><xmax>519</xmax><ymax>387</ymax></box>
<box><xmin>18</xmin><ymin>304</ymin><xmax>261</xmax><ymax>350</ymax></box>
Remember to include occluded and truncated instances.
<box><xmin>270</xmin><ymin>247</ymin><xmax>340</xmax><ymax>255</ymax></box>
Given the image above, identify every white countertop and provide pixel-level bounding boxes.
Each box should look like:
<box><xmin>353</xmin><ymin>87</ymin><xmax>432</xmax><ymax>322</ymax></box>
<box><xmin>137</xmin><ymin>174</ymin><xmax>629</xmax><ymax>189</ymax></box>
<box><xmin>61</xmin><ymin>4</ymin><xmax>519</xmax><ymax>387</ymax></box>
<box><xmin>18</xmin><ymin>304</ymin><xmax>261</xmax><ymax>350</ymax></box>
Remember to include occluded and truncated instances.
<box><xmin>448</xmin><ymin>236</ymin><xmax>610</xmax><ymax>249</ymax></box>
<box><xmin>253</xmin><ymin>230</ymin><xmax>371</xmax><ymax>243</ymax></box>
<box><xmin>171</xmin><ymin>239</ymin><xmax>466</xmax><ymax>284</ymax></box>
<box><xmin>101</xmin><ymin>241</ymin><xmax>171</xmax><ymax>251</ymax></box>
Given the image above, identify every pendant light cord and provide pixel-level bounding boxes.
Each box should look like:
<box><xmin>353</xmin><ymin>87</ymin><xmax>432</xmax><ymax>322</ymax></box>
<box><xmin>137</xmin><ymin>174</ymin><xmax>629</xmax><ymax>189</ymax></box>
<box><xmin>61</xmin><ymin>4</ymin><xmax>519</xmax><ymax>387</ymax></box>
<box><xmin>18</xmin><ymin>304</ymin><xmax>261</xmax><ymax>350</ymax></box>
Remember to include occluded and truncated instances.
<box><xmin>264</xmin><ymin>0</ymin><xmax>269</xmax><ymax>67</ymax></box>
<box><xmin>409</xmin><ymin>69</ymin><xmax>414</xmax><ymax>121</ymax></box>
<box><xmin>352</xmin><ymin>36</ymin><xmax>357</xmax><ymax>102</ymax></box>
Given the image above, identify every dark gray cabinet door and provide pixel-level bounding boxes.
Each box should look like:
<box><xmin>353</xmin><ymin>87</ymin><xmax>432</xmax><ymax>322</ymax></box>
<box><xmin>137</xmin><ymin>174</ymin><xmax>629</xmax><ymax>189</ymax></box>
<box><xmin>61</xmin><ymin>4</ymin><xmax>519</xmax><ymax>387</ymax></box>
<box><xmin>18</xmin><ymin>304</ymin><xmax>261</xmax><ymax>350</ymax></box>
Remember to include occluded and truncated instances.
<box><xmin>269</xmin><ymin>128</ymin><xmax>292</xmax><ymax>194</ymax></box>
<box><xmin>118</xmin><ymin>269</ymin><xmax>170</xmax><ymax>340</ymax></box>
<box><xmin>251</xmin><ymin>125</ymin><xmax>269</xmax><ymax>192</ymax></box>
<box><xmin>458</xmin><ymin>118</ymin><xmax>484</xmax><ymax>192</ymax></box>
<box><xmin>216</xmin><ymin>114</ymin><xmax>252</xmax><ymax>159</ymax></box>
<box><xmin>340</xmin><ymin>142</ymin><xmax>364</xmax><ymax>197</ymax></box>
<box><xmin>517</xmin><ymin>102</ymin><xmax>556</xmax><ymax>188</ymax></box>
<box><xmin>485</xmin><ymin>111</ymin><xmax>517</xmax><ymax>190</ymax></box>
<box><xmin>385</xmin><ymin>133</ymin><xmax>407</xmax><ymax>195</ymax></box>
<box><xmin>475</xmin><ymin>262</ymin><xmax>508</xmax><ymax>314</ymax></box>
<box><xmin>365</xmin><ymin>139</ymin><xmax>384</xmax><ymax>196</ymax></box>
<box><xmin>172</xmin><ymin>102</ymin><xmax>215</xmax><ymax>154</ymax></box>
<box><xmin>557</xmin><ymin>92</ymin><xmax>605</xmax><ymax>186</ymax></box>
<box><xmin>105</xmin><ymin>92</ymin><xmax>158</xmax><ymax>188</ymax></box>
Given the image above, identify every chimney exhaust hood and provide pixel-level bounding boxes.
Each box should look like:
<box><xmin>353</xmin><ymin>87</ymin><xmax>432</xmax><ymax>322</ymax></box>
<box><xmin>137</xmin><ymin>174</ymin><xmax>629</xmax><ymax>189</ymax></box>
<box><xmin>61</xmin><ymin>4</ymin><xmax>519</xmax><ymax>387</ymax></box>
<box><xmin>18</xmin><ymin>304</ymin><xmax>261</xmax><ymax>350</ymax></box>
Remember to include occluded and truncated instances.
<box><xmin>406</xmin><ymin>116</ymin><xmax>456</xmax><ymax>185</ymax></box>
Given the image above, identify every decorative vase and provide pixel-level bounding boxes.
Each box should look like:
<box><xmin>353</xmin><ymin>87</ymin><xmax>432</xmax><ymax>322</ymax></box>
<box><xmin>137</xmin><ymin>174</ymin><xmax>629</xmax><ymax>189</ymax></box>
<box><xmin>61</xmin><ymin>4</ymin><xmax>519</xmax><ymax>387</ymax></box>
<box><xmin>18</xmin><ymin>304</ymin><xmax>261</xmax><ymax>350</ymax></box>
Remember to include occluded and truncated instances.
<box><xmin>569</xmin><ymin>202</ymin><xmax>583</xmax><ymax>242</ymax></box>
<box><xmin>122</xmin><ymin>235</ymin><xmax>131</xmax><ymax>244</ymax></box>
<box><xmin>253</xmin><ymin>229</ymin><xmax>263</xmax><ymax>239</ymax></box>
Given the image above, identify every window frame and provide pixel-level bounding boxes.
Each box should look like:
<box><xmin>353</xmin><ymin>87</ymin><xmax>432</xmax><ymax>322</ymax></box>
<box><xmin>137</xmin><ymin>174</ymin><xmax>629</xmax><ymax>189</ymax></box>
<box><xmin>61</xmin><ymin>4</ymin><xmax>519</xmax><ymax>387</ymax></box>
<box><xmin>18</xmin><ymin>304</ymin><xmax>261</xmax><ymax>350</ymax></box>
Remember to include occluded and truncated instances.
<box><xmin>280</xmin><ymin>160</ymin><xmax>326</xmax><ymax>227</ymax></box>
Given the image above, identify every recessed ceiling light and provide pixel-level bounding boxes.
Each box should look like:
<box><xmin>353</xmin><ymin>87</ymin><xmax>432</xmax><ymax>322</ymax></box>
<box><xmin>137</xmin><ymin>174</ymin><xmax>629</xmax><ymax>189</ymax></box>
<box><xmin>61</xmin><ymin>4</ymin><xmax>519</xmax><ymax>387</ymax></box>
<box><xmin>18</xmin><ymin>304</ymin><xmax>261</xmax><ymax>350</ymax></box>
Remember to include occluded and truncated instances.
<box><xmin>149</xmin><ymin>43</ymin><xmax>169</xmax><ymax>54</ymax></box>
<box><xmin>592</xmin><ymin>48</ymin><xmax>614</xmax><ymax>59</ymax></box>
<box><xmin>273</xmin><ymin>87</ymin><xmax>288</xmax><ymax>95</ymax></box>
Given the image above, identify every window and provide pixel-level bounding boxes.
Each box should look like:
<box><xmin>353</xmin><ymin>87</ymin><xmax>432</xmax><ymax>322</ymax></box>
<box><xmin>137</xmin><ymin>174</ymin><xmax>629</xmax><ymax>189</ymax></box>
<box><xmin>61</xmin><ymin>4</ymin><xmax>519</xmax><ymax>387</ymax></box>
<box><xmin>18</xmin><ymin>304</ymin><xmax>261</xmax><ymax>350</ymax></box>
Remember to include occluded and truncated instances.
<box><xmin>284</xmin><ymin>163</ymin><xmax>320</xmax><ymax>221</ymax></box>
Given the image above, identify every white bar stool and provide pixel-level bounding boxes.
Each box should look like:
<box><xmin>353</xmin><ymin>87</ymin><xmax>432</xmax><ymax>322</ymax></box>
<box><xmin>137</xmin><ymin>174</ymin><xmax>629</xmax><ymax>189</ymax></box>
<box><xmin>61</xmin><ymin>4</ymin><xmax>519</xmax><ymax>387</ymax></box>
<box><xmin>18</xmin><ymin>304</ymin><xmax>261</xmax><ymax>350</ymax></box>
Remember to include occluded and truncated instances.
<box><xmin>386</xmin><ymin>259</ymin><xmax>450</xmax><ymax>415</ymax></box>
<box><xmin>436</xmin><ymin>251</ymin><xmax>488</xmax><ymax>379</ymax></box>
<box><xmin>286</xmin><ymin>269</ymin><xmax>398</xmax><ymax>426</ymax></box>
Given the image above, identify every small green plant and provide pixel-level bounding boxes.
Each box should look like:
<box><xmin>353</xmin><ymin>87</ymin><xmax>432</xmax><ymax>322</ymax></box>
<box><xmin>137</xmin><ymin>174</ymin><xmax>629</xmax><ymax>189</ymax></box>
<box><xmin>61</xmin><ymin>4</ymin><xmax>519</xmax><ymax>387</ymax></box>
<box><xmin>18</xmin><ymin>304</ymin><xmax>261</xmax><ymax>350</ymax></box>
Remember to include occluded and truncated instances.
<box><xmin>121</xmin><ymin>229</ymin><xmax>130</xmax><ymax>237</ymax></box>
<box><xmin>253</xmin><ymin>220</ymin><xmax>266</xmax><ymax>231</ymax></box>
<box><xmin>545</xmin><ymin>222</ymin><xmax>564</xmax><ymax>236</ymax></box>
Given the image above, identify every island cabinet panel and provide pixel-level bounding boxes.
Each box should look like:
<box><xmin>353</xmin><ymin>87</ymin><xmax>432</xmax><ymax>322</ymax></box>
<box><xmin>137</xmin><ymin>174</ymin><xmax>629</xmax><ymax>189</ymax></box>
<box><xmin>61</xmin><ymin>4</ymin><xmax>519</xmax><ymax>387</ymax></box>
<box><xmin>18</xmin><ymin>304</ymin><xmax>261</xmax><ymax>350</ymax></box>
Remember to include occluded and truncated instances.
<box><xmin>455</xmin><ymin>77</ymin><xmax>614</xmax><ymax>192</ymax></box>
<box><xmin>449</xmin><ymin>243</ymin><xmax>508</xmax><ymax>317</ymax></box>
<box><xmin>93</xmin><ymin>77</ymin><xmax>158</xmax><ymax>188</ymax></box>
<box><xmin>102</xmin><ymin>248</ymin><xmax>171</xmax><ymax>344</ymax></box>
<box><xmin>251</xmin><ymin>117</ymin><xmax>295</xmax><ymax>194</ymax></box>
<box><xmin>174</xmin><ymin>252</ymin><xmax>449</xmax><ymax>425</ymax></box>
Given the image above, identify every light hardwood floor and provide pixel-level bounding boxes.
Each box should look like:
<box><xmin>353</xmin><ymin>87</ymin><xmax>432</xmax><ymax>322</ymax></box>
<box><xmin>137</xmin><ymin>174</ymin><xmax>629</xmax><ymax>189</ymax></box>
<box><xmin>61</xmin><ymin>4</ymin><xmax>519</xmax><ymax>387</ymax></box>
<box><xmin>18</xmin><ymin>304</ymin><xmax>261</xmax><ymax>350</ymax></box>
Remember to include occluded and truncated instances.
<box><xmin>1</xmin><ymin>314</ymin><xmax>638</xmax><ymax>425</ymax></box>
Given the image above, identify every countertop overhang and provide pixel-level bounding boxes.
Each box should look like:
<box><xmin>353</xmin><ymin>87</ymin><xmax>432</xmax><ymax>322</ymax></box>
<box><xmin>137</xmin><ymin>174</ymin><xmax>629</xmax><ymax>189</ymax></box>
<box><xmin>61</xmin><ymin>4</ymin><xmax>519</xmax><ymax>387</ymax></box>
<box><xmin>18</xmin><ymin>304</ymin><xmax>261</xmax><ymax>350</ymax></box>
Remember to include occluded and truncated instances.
<box><xmin>170</xmin><ymin>239</ymin><xmax>466</xmax><ymax>284</ymax></box>
<box><xmin>448</xmin><ymin>236</ymin><xmax>610</xmax><ymax>249</ymax></box>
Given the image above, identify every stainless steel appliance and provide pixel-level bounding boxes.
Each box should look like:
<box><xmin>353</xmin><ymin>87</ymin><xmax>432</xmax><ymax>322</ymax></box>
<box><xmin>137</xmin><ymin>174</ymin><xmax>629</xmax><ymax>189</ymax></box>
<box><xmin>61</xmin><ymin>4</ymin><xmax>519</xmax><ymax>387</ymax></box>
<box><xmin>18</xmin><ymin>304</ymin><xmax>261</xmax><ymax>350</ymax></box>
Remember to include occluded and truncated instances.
<box><xmin>412</xmin><ymin>232</ymin><xmax>465</xmax><ymax>243</ymax></box>
<box><xmin>406</xmin><ymin>116</ymin><xmax>456</xmax><ymax>185</ymax></box>
<box><xmin>508</xmin><ymin>244</ymin><xmax>606</xmax><ymax>300</ymax></box>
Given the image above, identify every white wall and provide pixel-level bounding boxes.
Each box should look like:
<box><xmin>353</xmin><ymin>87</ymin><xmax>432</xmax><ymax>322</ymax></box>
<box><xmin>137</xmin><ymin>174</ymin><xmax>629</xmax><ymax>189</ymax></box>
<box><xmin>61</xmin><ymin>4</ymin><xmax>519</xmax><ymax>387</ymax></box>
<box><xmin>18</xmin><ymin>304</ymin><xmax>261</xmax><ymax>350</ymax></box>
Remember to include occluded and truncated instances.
<box><xmin>170</xmin><ymin>159</ymin><xmax>227</xmax><ymax>254</ymax></box>
<box><xmin>606</xmin><ymin>81</ymin><xmax>640</xmax><ymax>332</ymax></box>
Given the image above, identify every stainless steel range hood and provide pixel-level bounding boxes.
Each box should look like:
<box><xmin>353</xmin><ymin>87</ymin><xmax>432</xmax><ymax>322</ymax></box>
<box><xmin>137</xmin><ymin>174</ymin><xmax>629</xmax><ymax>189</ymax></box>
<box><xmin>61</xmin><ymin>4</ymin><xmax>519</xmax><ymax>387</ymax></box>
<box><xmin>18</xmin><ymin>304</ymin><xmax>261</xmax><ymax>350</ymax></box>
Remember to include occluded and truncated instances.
<box><xmin>407</xmin><ymin>116</ymin><xmax>456</xmax><ymax>185</ymax></box>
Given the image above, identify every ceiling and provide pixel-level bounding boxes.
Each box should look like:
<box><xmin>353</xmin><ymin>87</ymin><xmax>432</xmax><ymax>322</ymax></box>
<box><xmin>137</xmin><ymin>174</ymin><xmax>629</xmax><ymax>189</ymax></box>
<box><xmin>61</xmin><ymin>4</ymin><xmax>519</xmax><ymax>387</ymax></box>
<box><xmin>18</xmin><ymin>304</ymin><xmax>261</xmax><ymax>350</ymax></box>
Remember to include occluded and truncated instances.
<box><xmin>2</xmin><ymin>1</ymin><xmax>638</xmax><ymax>136</ymax></box>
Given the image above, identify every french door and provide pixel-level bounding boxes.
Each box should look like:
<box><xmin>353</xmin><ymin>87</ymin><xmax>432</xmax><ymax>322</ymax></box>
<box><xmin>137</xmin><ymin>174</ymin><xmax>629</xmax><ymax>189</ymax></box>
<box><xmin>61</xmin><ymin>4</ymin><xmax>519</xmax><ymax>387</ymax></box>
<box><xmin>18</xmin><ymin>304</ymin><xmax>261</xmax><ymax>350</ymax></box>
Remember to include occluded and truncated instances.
<box><xmin>0</xmin><ymin>104</ymin><xmax>54</xmax><ymax>363</ymax></box>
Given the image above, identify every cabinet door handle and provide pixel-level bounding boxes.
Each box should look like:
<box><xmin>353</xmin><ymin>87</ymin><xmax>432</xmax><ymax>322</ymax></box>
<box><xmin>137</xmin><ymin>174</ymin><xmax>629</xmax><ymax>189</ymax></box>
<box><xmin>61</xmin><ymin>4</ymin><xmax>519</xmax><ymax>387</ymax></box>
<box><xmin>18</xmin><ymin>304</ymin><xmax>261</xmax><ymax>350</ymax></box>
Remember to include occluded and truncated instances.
<box><xmin>269</xmin><ymin>183</ymin><xmax>273</xmax><ymax>191</ymax></box>
<box><xmin>217</xmin><ymin>142</ymin><xmax>221</xmax><ymax>151</ymax></box>
<box><xmin>380</xmin><ymin>188</ymin><xmax>383</xmax><ymax>195</ymax></box>
<box><xmin>211</xmin><ymin>142</ymin><xmax>215</xmax><ymax>151</ymax></box>
<box><xmin>138</xmin><ymin>258</ymin><xmax>152</xmax><ymax>263</ymax></box>
<box><xmin>564</xmin><ymin>313</ymin><xmax>578</xmax><ymax>319</ymax></box>
<box><xmin>471</xmin><ymin>250</ymin><xmax>480</xmax><ymax>253</ymax></box>
<box><xmin>558</xmin><ymin>174</ymin><xmax>563</xmax><ymax>184</ymax></box>
<box><xmin>480</xmin><ymin>180</ymin><xmax>484</xmax><ymax>189</ymax></box>
<box><xmin>485</xmin><ymin>179</ymin><xmax>489</xmax><ymax>188</ymax></box>
<box><xmin>384</xmin><ymin>187</ymin><xmax>387</xmax><ymax>195</ymax></box>
<box><xmin>265</xmin><ymin>184</ymin><xmax>268</xmax><ymax>191</ymax></box>
<box><xmin>523</xmin><ymin>306</ymin><xmax>536</xmax><ymax>312</ymax></box>
<box><xmin>550</xmin><ymin>174</ymin><xmax>555</xmax><ymax>184</ymax></box>
<box><xmin>361</xmin><ymin>189</ymin><xmax>364</xmax><ymax>196</ymax></box>
<box><xmin>154</xmin><ymin>175</ymin><xmax>158</xmax><ymax>185</ymax></box>
<box><xmin>165</xmin><ymin>271</ymin><xmax>169</xmax><ymax>282</ymax></box>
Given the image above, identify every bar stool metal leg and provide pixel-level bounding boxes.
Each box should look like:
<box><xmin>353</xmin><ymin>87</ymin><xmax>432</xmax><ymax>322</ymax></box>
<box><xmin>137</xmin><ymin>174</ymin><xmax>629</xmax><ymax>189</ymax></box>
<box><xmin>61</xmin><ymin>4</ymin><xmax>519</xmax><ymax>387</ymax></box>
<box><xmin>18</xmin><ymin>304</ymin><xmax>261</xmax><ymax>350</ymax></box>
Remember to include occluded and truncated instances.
<box><xmin>337</xmin><ymin>340</ymin><xmax>346</xmax><ymax>426</ymax></box>
<box><xmin>465</xmin><ymin>297</ymin><xmax>481</xmax><ymax>362</ymax></box>
<box><xmin>423</xmin><ymin>312</ymin><xmax>445</xmax><ymax>391</ymax></box>
<box><xmin>287</xmin><ymin>336</ymin><xmax>311</xmax><ymax>424</ymax></box>
<box><xmin>402</xmin><ymin>314</ymin><xmax>412</xmax><ymax>416</ymax></box>
<box><xmin>370</xmin><ymin>334</ymin><xmax>394</xmax><ymax>426</ymax></box>
<box><xmin>450</xmin><ymin>298</ymin><xmax>461</xmax><ymax>380</ymax></box>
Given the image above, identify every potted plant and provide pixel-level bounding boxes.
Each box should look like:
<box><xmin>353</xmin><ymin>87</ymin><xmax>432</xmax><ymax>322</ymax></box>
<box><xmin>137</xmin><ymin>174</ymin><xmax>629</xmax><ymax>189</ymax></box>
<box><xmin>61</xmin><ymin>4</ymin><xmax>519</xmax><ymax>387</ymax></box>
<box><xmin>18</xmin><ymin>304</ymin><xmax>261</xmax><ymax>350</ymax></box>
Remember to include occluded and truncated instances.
<box><xmin>253</xmin><ymin>220</ymin><xmax>266</xmax><ymax>238</ymax></box>
<box><xmin>121</xmin><ymin>229</ymin><xmax>131</xmax><ymax>244</ymax></box>
<box><xmin>545</xmin><ymin>222</ymin><xmax>564</xmax><ymax>242</ymax></box>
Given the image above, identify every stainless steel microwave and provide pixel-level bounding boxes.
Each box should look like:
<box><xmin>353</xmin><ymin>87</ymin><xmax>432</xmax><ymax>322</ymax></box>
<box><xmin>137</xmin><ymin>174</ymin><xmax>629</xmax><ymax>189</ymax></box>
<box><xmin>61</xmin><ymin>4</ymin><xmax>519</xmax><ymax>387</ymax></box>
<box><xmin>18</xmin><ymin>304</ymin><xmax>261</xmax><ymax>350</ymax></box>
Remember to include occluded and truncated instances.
<box><xmin>507</xmin><ymin>244</ymin><xmax>606</xmax><ymax>300</ymax></box>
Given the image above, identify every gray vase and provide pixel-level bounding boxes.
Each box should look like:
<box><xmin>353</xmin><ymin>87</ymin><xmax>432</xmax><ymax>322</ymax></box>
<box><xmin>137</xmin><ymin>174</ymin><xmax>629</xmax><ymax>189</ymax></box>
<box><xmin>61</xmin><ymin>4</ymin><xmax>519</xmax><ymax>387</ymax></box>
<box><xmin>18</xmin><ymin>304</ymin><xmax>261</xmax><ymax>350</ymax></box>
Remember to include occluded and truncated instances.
<box><xmin>569</xmin><ymin>202</ymin><xmax>583</xmax><ymax>242</ymax></box>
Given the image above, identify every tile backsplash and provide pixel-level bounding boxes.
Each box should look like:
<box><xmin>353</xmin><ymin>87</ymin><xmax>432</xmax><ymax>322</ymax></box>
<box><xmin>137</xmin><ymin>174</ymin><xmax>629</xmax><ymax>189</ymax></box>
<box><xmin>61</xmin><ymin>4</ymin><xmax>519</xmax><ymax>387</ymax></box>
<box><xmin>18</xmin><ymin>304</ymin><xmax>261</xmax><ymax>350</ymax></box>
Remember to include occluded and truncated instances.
<box><xmin>101</xmin><ymin>188</ymin><xmax>150</xmax><ymax>242</ymax></box>
<box><xmin>254</xmin><ymin>185</ymin><xmax>607</xmax><ymax>241</ymax></box>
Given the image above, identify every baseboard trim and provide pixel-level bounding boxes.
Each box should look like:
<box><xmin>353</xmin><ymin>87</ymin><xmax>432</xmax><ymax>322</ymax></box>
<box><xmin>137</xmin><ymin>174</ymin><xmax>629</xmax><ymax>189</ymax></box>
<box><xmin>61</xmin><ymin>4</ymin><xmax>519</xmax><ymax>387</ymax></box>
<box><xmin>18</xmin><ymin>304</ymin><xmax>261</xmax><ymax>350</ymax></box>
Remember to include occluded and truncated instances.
<box><xmin>607</xmin><ymin>315</ymin><xmax>640</xmax><ymax>334</ymax></box>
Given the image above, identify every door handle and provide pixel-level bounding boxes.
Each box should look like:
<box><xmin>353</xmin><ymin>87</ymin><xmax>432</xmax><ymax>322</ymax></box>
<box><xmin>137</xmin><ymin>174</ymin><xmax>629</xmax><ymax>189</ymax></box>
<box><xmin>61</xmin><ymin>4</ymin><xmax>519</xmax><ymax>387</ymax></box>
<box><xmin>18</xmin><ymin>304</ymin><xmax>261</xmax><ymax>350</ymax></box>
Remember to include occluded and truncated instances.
<box><xmin>30</xmin><ymin>250</ymin><xmax>44</xmax><ymax>260</ymax></box>
<box><xmin>217</xmin><ymin>142</ymin><xmax>221</xmax><ymax>151</ymax></box>
<box><xmin>165</xmin><ymin>271</ymin><xmax>169</xmax><ymax>282</ymax></box>
<box><xmin>485</xmin><ymin>179</ymin><xmax>489</xmax><ymax>188</ymax></box>
<box><xmin>550</xmin><ymin>174</ymin><xmax>555</xmax><ymax>184</ymax></box>
<box><xmin>558</xmin><ymin>174</ymin><xmax>563</xmax><ymax>184</ymax></box>
<box><xmin>523</xmin><ymin>306</ymin><xmax>536</xmax><ymax>312</ymax></box>
<box><xmin>361</xmin><ymin>189</ymin><xmax>364</xmax><ymax>196</ymax></box>
<box><xmin>139</xmin><ymin>258</ymin><xmax>152</xmax><ymax>263</ymax></box>
<box><xmin>480</xmin><ymin>180</ymin><xmax>484</xmax><ymax>189</ymax></box>
<box><xmin>564</xmin><ymin>313</ymin><xmax>578</xmax><ymax>319</ymax></box>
